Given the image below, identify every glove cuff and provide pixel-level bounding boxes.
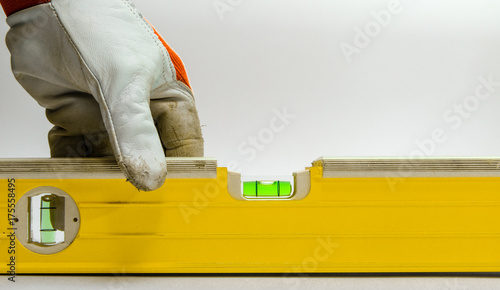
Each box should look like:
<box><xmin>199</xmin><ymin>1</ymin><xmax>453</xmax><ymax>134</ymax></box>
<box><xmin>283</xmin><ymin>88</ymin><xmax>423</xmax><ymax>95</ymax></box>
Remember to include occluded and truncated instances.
<box><xmin>0</xmin><ymin>0</ymin><xmax>50</xmax><ymax>16</ymax></box>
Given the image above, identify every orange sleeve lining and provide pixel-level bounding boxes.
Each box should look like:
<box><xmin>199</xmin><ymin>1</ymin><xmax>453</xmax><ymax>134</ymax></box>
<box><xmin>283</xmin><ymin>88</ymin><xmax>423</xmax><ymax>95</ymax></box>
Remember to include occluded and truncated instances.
<box><xmin>146</xmin><ymin>20</ymin><xmax>192</xmax><ymax>89</ymax></box>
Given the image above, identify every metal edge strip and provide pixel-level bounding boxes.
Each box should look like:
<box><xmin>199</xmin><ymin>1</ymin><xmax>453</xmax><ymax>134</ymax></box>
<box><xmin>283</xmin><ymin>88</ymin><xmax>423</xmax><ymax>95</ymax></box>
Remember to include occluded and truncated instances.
<box><xmin>0</xmin><ymin>158</ymin><xmax>218</xmax><ymax>179</ymax></box>
<box><xmin>314</xmin><ymin>157</ymin><xmax>500</xmax><ymax>178</ymax></box>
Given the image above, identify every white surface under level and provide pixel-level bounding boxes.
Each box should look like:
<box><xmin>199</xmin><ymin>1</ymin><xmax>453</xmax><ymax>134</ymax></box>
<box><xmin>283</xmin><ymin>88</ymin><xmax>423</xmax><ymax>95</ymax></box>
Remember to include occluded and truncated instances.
<box><xmin>1</xmin><ymin>276</ymin><xmax>499</xmax><ymax>290</ymax></box>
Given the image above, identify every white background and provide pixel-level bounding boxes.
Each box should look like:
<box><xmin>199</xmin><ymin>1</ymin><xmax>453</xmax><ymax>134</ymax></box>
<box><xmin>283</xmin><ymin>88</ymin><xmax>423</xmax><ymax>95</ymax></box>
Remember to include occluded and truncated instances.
<box><xmin>1</xmin><ymin>0</ymin><xmax>500</xmax><ymax>289</ymax></box>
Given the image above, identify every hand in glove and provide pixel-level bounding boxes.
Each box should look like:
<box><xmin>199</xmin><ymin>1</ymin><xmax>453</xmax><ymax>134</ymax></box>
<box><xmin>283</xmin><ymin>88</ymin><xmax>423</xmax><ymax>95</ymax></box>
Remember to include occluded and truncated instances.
<box><xmin>1</xmin><ymin>0</ymin><xmax>204</xmax><ymax>191</ymax></box>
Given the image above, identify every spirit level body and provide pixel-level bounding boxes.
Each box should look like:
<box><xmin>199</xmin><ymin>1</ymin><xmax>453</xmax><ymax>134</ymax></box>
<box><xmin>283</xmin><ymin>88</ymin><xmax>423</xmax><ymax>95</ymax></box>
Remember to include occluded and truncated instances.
<box><xmin>1</xmin><ymin>157</ymin><xmax>500</xmax><ymax>274</ymax></box>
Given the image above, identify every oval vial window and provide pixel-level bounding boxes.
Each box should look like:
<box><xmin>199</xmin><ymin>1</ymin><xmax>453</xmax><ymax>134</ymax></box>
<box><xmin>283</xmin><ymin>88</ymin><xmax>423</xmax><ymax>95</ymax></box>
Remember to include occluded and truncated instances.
<box><xmin>16</xmin><ymin>187</ymin><xmax>80</xmax><ymax>255</ymax></box>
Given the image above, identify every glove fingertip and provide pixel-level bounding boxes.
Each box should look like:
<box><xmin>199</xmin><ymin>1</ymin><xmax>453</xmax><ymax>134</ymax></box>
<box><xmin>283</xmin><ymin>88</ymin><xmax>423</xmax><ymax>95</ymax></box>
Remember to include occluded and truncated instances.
<box><xmin>119</xmin><ymin>155</ymin><xmax>167</xmax><ymax>191</ymax></box>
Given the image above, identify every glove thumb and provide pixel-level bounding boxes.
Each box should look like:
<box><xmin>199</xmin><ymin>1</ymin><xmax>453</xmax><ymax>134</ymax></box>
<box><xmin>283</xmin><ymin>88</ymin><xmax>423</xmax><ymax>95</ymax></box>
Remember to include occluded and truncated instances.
<box><xmin>101</xmin><ymin>76</ymin><xmax>167</xmax><ymax>191</ymax></box>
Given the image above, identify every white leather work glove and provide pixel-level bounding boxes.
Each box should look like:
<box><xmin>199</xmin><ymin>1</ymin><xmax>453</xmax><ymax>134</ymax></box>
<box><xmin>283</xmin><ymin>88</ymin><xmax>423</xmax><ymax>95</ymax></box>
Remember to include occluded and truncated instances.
<box><xmin>2</xmin><ymin>0</ymin><xmax>204</xmax><ymax>191</ymax></box>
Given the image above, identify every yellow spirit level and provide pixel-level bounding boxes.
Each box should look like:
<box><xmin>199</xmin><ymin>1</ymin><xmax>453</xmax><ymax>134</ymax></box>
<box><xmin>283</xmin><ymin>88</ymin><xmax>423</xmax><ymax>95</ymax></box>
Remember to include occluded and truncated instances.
<box><xmin>2</xmin><ymin>157</ymin><xmax>500</xmax><ymax>274</ymax></box>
